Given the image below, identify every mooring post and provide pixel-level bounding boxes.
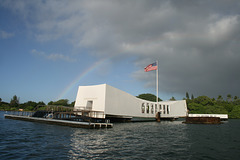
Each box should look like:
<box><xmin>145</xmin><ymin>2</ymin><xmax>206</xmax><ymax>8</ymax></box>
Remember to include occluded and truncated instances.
<box><xmin>156</xmin><ymin>112</ymin><xmax>161</xmax><ymax>122</ymax></box>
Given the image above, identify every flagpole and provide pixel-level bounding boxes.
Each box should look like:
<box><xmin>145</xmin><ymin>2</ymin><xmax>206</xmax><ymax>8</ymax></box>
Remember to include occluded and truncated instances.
<box><xmin>156</xmin><ymin>60</ymin><xmax>158</xmax><ymax>105</ymax></box>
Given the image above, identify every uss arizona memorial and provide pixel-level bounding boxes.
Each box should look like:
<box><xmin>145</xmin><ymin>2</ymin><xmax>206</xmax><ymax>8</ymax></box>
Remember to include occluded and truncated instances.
<box><xmin>74</xmin><ymin>84</ymin><xmax>187</xmax><ymax>121</ymax></box>
<box><xmin>4</xmin><ymin>84</ymin><xmax>226</xmax><ymax>128</ymax></box>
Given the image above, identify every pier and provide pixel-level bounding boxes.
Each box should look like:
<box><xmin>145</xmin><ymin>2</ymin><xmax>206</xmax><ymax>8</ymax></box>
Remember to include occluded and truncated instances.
<box><xmin>4</xmin><ymin>110</ymin><xmax>113</xmax><ymax>129</ymax></box>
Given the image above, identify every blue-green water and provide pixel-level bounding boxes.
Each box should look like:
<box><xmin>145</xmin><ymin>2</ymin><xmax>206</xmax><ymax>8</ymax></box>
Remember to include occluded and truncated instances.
<box><xmin>1</xmin><ymin>111</ymin><xmax>240</xmax><ymax>160</ymax></box>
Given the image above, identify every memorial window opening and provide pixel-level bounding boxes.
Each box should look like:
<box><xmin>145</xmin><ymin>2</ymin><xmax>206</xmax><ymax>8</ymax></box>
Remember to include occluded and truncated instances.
<box><xmin>147</xmin><ymin>103</ymin><xmax>149</xmax><ymax>114</ymax></box>
<box><xmin>141</xmin><ymin>103</ymin><xmax>145</xmax><ymax>113</ymax></box>
<box><xmin>163</xmin><ymin>105</ymin><xmax>166</xmax><ymax>114</ymax></box>
<box><xmin>151</xmin><ymin>104</ymin><xmax>154</xmax><ymax>114</ymax></box>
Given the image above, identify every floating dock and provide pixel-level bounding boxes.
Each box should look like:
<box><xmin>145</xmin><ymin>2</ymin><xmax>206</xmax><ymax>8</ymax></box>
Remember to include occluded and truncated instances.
<box><xmin>188</xmin><ymin>114</ymin><xmax>228</xmax><ymax>120</ymax></box>
<box><xmin>183</xmin><ymin>114</ymin><xmax>228</xmax><ymax>124</ymax></box>
<box><xmin>4</xmin><ymin>114</ymin><xmax>113</xmax><ymax>129</ymax></box>
<box><xmin>183</xmin><ymin>116</ymin><xmax>222</xmax><ymax>124</ymax></box>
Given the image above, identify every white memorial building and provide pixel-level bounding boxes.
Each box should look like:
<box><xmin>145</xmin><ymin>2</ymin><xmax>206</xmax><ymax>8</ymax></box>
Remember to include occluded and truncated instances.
<box><xmin>74</xmin><ymin>84</ymin><xmax>187</xmax><ymax>122</ymax></box>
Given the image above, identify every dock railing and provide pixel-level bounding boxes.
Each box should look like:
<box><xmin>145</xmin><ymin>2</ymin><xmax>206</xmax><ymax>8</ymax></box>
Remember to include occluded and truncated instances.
<box><xmin>5</xmin><ymin>106</ymin><xmax>105</xmax><ymax>121</ymax></box>
<box><xmin>73</xmin><ymin>106</ymin><xmax>105</xmax><ymax>119</ymax></box>
<box><xmin>5</xmin><ymin>111</ymin><xmax>35</xmax><ymax>117</ymax></box>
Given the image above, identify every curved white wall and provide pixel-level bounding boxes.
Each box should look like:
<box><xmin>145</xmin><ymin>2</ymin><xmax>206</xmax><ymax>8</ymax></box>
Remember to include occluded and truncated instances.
<box><xmin>74</xmin><ymin>84</ymin><xmax>187</xmax><ymax>119</ymax></box>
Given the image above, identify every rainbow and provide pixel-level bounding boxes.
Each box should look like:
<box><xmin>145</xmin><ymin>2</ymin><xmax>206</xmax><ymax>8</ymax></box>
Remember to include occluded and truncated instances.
<box><xmin>56</xmin><ymin>57</ymin><xmax>109</xmax><ymax>101</ymax></box>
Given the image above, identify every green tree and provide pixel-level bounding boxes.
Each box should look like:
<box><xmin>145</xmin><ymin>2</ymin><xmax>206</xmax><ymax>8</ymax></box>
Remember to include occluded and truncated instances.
<box><xmin>24</xmin><ymin>101</ymin><xmax>37</xmax><ymax>107</ymax></box>
<box><xmin>0</xmin><ymin>103</ymin><xmax>11</xmax><ymax>110</ymax></box>
<box><xmin>169</xmin><ymin>96</ymin><xmax>176</xmax><ymax>101</ymax></box>
<box><xmin>52</xmin><ymin>99</ymin><xmax>69</xmax><ymax>106</ymax></box>
<box><xmin>217</xmin><ymin>95</ymin><xmax>223</xmax><ymax>102</ymax></box>
<box><xmin>10</xmin><ymin>95</ymin><xmax>19</xmax><ymax>108</ymax></box>
<box><xmin>234</xmin><ymin>96</ymin><xmax>238</xmax><ymax>101</ymax></box>
<box><xmin>224</xmin><ymin>103</ymin><xmax>234</xmax><ymax>113</ymax></box>
<box><xmin>205</xmin><ymin>105</ymin><xmax>228</xmax><ymax>114</ymax></box>
<box><xmin>70</xmin><ymin>101</ymin><xmax>75</xmax><ymax>107</ymax></box>
<box><xmin>229</xmin><ymin>105</ymin><xmax>240</xmax><ymax>118</ymax></box>
<box><xmin>233</xmin><ymin>99</ymin><xmax>240</xmax><ymax>105</ymax></box>
<box><xmin>137</xmin><ymin>93</ymin><xmax>162</xmax><ymax>102</ymax></box>
<box><xmin>20</xmin><ymin>101</ymin><xmax>44</xmax><ymax>111</ymax></box>
<box><xmin>186</xmin><ymin>92</ymin><xmax>189</xmax><ymax>99</ymax></box>
<box><xmin>193</xmin><ymin>96</ymin><xmax>214</xmax><ymax>106</ymax></box>
<box><xmin>187</xmin><ymin>102</ymin><xmax>204</xmax><ymax>113</ymax></box>
<box><xmin>48</xmin><ymin>101</ymin><xmax>54</xmax><ymax>105</ymax></box>
<box><xmin>38</xmin><ymin>101</ymin><xmax>46</xmax><ymax>106</ymax></box>
<box><xmin>186</xmin><ymin>94</ymin><xmax>240</xmax><ymax>118</ymax></box>
<box><xmin>227</xmin><ymin>94</ymin><xmax>232</xmax><ymax>102</ymax></box>
<box><xmin>191</xmin><ymin>94</ymin><xmax>194</xmax><ymax>100</ymax></box>
<box><xmin>212</xmin><ymin>98</ymin><xmax>216</xmax><ymax>102</ymax></box>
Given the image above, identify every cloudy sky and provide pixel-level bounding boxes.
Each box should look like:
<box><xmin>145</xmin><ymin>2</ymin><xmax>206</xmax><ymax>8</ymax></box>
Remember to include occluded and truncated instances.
<box><xmin>1</xmin><ymin>0</ymin><xmax>240</xmax><ymax>103</ymax></box>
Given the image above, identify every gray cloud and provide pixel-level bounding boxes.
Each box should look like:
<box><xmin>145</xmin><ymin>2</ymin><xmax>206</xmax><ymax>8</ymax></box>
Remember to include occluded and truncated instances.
<box><xmin>31</xmin><ymin>49</ymin><xmax>76</xmax><ymax>62</ymax></box>
<box><xmin>2</xmin><ymin>0</ymin><xmax>240</xmax><ymax>98</ymax></box>
<box><xmin>0</xmin><ymin>29</ymin><xmax>14</xmax><ymax>39</ymax></box>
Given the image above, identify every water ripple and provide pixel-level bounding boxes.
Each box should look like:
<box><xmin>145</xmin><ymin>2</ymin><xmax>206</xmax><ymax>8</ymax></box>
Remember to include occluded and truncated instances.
<box><xmin>1</xmin><ymin>112</ymin><xmax>240</xmax><ymax>159</ymax></box>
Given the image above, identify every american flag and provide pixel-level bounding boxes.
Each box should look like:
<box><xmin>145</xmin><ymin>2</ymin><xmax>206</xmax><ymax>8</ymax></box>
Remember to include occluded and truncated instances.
<box><xmin>144</xmin><ymin>62</ymin><xmax>157</xmax><ymax>72</ymax></box>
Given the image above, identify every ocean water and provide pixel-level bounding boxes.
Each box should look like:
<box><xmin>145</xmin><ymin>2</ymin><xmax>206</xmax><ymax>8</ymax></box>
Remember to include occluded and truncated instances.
<box><xmin>1</xmin><ymin>111</ymin><xmax>240</xmax><ymax>160</ymax></box>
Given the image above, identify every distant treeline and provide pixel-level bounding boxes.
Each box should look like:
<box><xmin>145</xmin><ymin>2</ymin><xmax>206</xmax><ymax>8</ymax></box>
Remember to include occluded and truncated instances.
<box><xmin>1</xmin><ymin>93</ymin><xmax>240</xmax><ymax>118</ymax></box>
<box><xmin>0</xmin><ymin>95</ymin><xmax>75</xmax><ymax>111</ymax></box>
<box><xmin>186</xmin><ymin>95</ymin><xmax>240</xmax><ymax>119</ymax></box>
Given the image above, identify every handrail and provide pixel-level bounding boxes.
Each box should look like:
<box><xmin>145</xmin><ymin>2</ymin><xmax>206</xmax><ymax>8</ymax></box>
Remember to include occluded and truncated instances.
<box><xmin>56</xmin><ymin>108</ymin><xmax>105</xmax><ymax>119</ymax></box>
<box><xmin>34</xmin><ymin>105</ymin><xmax>74</xmax><ymax>112</ymax></box>
<box><xmin>5</xmin><ymin>111</ymin><xmax>35</xmax><ymax>117</ymax></box>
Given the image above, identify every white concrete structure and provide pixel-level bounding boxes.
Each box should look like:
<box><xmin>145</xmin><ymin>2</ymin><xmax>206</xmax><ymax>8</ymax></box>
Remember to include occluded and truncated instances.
<box><xmin>188</xmin><ymin>114</ymin><xmax>228</xmax><ymax>120</ymax></box>
<box><xmin>74</xmin><ymin>84</ymin><xmax>188</xmax><ymax>121</ymax></box>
